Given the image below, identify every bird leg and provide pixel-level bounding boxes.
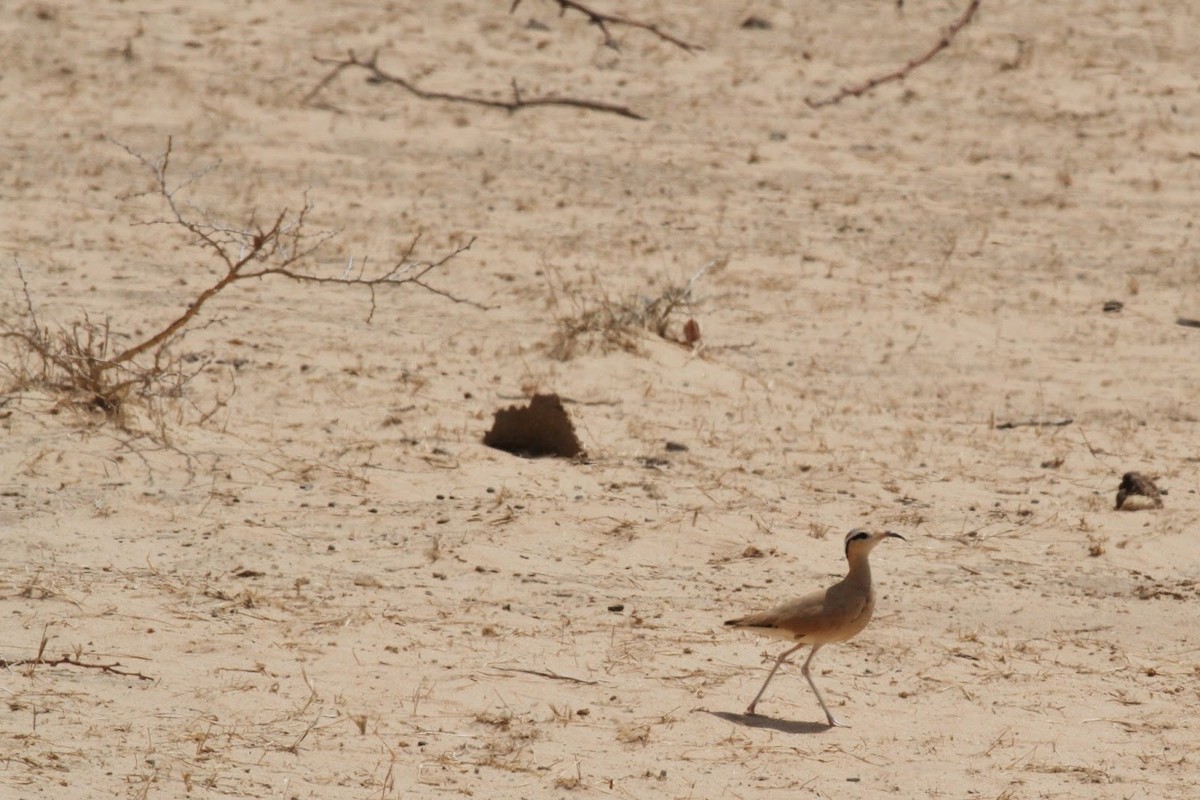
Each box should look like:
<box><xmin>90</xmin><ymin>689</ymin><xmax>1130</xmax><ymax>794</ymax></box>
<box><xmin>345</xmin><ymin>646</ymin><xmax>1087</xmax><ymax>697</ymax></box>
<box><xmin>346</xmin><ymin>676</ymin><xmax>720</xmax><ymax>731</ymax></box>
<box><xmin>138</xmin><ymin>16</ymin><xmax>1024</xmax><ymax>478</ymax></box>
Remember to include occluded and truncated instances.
<box><xmin>801</xmin><ymin>644</ymin><xmax>848</xmax><ymax>727</ymax></box>
<box><xmin>744</xmin><ymin>641</ymin><xmax>806</xmax><ymax>715</ymax></box>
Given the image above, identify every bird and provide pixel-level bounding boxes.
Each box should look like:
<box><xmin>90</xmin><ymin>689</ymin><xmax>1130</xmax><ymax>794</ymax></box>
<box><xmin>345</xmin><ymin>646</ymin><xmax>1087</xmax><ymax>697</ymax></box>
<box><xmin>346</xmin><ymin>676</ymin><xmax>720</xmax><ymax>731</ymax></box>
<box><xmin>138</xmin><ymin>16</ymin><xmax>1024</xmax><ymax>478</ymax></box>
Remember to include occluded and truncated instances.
<box><xmin>724</xmin><ymin>528</ymin><xmax>905</xmax><ymax>726</ymax></box>
<box><xmin>1115</xmin><ymin>471</ymin><xmax>1163</xmax><ymax>510</ymax></box>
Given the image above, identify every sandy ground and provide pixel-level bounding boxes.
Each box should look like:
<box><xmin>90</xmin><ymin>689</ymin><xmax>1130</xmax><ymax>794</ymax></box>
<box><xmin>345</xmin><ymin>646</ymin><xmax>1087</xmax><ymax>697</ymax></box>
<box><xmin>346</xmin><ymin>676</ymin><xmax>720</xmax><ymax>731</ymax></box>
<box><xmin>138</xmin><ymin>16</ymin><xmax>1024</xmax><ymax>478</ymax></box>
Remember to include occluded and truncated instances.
<box><xmin>3</xmin><ymin>1</ymin><xmax>1199</xmax><ymax>798</ymax></box>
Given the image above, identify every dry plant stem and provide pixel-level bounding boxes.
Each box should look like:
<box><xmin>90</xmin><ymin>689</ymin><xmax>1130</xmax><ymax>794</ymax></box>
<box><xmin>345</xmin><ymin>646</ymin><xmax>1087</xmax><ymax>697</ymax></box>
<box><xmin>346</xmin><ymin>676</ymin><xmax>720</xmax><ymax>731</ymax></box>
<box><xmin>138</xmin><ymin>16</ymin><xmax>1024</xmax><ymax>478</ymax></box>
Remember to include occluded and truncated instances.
<box><xmin>546</xmin><ymin>257</ymin><xmax>719</xmax><ymax>359</ymax></box>
<box><xmin>121</xmin><ymin>136</ymin><xmax>482</xmax><ymax>335</ymax></box>
<box><xmin>494</xmin><ymin>666</ymin><xmax>599</xmax><ymax>685</ymax></box>
<box><xmin>307</xmin><ymin>50</ymin><xmax>646</xmax><ymax>121</ymax></box>
<box><xmin>1</xmin><ymin>650</ymin><xmax>154</xmax><ymax>681</ymax></box>
<box><xmin>2</xmin><ymin>263</ymin><xmax>142</xmax><ymax>415</ymax></box>
<box><xmin>283</xmin><ymin>712</ymin><xmax>323</xmax><ymax>753</ymax></box>
<box><xmin>995</xmin><ymin>417</ymin><xmax>1073</xmax><ymax>430</ymax></box>
<box><xmin>511</xmin><ymin>0</ymin><xmax>702</xmax><ymax>53</ymax></box>
<box><xmin>279</xmin><ymin>235</ymin><xmax>482</xmax><ymax>317</ymax></box>
<box><xmin>805</xmin><ymin>0</ymin><xmax>982</xmax><ymax>108</ymax></box>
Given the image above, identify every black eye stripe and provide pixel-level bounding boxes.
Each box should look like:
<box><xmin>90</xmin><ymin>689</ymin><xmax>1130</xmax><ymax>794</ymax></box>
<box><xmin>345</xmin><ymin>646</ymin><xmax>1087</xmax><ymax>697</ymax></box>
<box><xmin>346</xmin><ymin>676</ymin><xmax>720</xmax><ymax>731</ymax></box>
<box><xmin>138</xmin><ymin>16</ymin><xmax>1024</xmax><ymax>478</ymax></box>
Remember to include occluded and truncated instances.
<box><xmin>843</xmin><ymin>530</ymin><xmax>872</xmax><ymax>554</ymax></box>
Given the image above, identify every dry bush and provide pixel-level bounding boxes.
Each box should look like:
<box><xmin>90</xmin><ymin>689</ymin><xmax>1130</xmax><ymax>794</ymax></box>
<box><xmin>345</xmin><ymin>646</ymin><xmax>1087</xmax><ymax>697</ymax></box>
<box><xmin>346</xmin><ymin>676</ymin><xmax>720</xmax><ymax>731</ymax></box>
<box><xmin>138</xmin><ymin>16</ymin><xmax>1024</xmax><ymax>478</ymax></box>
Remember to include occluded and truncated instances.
<box><xmin>1</xmin><ymin>259</ymin><xmax>226</xmax><ymax>438</ymax></box>
<box><xmin>0</xmin><ymin>137</ymin><xmax>476</xmax><ymax>434</ymax></box>
<box><xmin>545</xmin><ymin>257</ymin><xmax>722</xmax><ymax>360</ymax></box>
<box><xmin>2</xmin><ymin>287</ymin><xmax>177</xmax><ymax>425</ymax></box>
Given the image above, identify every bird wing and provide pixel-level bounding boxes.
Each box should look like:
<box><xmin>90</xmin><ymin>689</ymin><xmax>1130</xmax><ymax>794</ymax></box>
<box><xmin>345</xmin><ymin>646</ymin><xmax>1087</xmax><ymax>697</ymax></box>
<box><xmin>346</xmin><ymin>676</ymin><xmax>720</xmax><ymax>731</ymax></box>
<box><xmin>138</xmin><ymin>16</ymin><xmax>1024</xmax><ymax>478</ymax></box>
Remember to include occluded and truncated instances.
<box><xmin>725</xmin><ymin>580</ymin><xmax>871</xmax><ymax>643</ymax></box>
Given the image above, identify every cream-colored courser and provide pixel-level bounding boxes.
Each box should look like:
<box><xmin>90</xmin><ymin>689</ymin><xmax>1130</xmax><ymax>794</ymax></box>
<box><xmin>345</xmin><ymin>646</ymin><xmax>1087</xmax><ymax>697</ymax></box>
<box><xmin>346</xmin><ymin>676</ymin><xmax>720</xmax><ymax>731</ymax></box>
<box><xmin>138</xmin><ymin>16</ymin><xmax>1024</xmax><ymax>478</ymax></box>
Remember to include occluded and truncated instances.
<box><xmin>724</xmin><ymin>528</ymin><xmax>904</xmax><ymax>726</ymax></box>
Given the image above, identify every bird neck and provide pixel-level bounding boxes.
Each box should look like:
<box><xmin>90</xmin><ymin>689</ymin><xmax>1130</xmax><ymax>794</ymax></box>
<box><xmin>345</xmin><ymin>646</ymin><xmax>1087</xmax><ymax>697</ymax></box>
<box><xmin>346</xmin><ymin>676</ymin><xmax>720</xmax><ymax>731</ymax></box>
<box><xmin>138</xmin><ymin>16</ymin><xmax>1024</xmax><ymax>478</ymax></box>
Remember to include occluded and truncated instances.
<box><xmin>845</xmin><ymin>550</ymin><xmax>874</xmax><ymax>586</ymax></box>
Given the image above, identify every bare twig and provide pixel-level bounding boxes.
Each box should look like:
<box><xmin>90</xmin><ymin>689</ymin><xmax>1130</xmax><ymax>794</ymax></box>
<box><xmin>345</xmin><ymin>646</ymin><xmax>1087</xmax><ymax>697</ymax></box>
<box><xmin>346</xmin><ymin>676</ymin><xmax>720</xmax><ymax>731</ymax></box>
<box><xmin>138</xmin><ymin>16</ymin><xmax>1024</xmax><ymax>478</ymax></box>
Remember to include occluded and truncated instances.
<box><xmin>306</xmin><ymin>50</ymin><xmax>646</xmax><ymax>121</ymax></box>
<box><xmin>272</xmin><ymin>234</ymin><xmax>482</xmax><ymax>321</ymax></box>
<box><xmin>512</xmin><ymin>0</ymin><xmax>702</xmax><ymax>53</ymax></box>
<box><xmin>280</xmin><ymin>712</ymin><xmax>323</xmax><ymax>753</ymax></box>
<box><xmin>1076</xmin><ymin>425</ymin><xmax>1118</xmax><ymax>472</ymax></box>
<box><xmin>120</xmin><ymin>136</ymin><xmax>483</xmax><ymax>323</ymax></box>
<box><xmin>493</xmin><ymin>666</ymin><xmax>600</xmax><ymax>685</ymax></box>
<box><xmin>995</xmin><ymin>417</ymin><xmax>1073</xmax><ymax>430</ymax></box>
<box><xmin>2</xmin><ymin>654</ymin><xmax>154</xmax><ymax>681</ymax></box>
<box><xmin>806</xmin><ymin>0</ymin><xmax>982</xmax><ymax>108</ymax></box>
<box><xmin>300</xmin><ymin>56</ymin><xmax>355</xmax><ymax>109</ymax></box>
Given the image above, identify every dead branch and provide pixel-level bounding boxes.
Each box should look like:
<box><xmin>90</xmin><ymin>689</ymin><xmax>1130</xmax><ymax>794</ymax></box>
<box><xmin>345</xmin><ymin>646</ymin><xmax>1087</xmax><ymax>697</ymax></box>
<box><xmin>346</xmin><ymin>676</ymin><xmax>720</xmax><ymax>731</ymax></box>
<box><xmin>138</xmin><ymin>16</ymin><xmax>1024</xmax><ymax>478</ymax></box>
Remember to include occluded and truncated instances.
<box><xmin>493</xmin><ymin>666</ymin><xmax>600</xmax><ymax>685</ymax></box>
<box><xmin>1</xmin><ymin>654</ymin><xmax>154</xmax><ymax>681</ymax></box>
<box><xmin>806</xmin><ymin>0</ymin><xmax>981</xmax><ymax>108</ymax></box>
<box><xmin>121</xmin><ymin>134</ymin><xmax>483</xmax><ymax>321</ymax></box>
<box><xmin>2</xmin><ymin>137</ymin><xmax>480</xmax><ymax>423</ymax></box>
<box><xmin>271</xmin><ymin>234</ymin><xmax>479</xmax><ymax>319</ymax></box>
<box><xmin>995</xmin><ymin>417</ymin><xmax>1073</xmax><ymax>430</ymax></box>
<box><xmin>305</xmin><ymin>50</ymin><xmax>645</xmax><ymax>121</ymax></box>
<box><xmin>512</xmin><ymin>0</ymin><xmax>702</xmax><ymax>53</ymax></box>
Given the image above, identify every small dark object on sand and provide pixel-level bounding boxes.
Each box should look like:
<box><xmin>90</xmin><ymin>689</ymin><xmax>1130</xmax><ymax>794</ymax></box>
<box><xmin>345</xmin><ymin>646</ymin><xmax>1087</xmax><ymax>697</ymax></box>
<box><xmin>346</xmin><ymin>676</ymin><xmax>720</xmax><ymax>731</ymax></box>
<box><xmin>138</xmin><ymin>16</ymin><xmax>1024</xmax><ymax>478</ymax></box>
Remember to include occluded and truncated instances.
<box><xmin>1115</xmin><ymin>471</ymin><xmax>1164</xmax><ymax>510</ymax></box>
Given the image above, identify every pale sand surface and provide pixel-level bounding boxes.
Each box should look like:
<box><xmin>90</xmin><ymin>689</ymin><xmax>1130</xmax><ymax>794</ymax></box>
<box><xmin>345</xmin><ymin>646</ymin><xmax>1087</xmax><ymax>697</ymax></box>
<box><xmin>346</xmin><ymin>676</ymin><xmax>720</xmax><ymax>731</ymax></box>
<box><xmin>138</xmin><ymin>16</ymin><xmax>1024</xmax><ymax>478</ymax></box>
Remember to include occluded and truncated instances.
<box><xmin>2</xmin><ymin>2</ymin><xmax>1199</xmax><ymax>798</ymax></box>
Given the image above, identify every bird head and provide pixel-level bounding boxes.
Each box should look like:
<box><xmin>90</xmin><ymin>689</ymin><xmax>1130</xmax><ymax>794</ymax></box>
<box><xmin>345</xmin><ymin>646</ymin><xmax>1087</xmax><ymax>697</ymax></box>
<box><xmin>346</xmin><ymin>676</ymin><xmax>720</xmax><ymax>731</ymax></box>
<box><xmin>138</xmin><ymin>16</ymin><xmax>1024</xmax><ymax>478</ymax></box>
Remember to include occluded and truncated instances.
<box><xmin>843</xmin><ymin>528</ymin><xmax>905</xmax><ymax>558</ymax></box>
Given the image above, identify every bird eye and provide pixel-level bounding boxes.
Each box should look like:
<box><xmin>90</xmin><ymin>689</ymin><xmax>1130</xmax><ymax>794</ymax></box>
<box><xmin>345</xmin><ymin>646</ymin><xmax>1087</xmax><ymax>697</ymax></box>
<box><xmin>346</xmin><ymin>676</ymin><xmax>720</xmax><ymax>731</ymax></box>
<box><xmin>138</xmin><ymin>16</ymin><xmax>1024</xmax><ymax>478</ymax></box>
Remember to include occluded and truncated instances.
<box><xmin>843</xmin><ymin>530</ymin><xmax>871</xmax><ymax>553</ymax></box>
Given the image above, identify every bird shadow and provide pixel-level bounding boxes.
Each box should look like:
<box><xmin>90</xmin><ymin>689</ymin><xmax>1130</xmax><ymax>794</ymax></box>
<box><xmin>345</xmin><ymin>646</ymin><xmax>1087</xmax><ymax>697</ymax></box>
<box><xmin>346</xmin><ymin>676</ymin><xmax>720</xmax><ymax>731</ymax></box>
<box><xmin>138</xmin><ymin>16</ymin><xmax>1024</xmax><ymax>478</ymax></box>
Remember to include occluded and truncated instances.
<box><xmin>697</xmin><ymin>708</ymin><xmax>832</xmax><ymax>735</ymax></box>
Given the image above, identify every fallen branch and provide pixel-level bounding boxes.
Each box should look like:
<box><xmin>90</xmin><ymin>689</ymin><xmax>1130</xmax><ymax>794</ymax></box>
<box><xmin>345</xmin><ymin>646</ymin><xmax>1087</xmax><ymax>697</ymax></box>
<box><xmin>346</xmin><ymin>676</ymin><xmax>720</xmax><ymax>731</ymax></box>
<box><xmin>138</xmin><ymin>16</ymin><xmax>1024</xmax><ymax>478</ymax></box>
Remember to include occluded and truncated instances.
<box><xmin>1</xmin><ymin>653</ymin><xmax>155</xmax><ymax>681</ymax></box>
<box><xmin>512</xmin><ymin>0</ymin><xmax>702</xmax><ymax>53</ymax></box>
<box><xmin>806</xmin><ymin>0</ymin><xmax>981</xmax><ymax>108</ymax></box>
<box><xmin>305</xmin><ymin>50</ymin><xmax>645</xmax><ymax>121</ymax></box>
<box><xmin>3</xmin><ymin>632</ymin><xmax>154</xmax><ymax>681</ymax></box>
<box><xmin>995</xmin><ymin>417</ymin><xmax>1073</xmax><ymax>430</ymax></box>
<box><xmin>493</xmin><ymin>666</ymin><xmax>600</xmax><ymax>685</ymax></box>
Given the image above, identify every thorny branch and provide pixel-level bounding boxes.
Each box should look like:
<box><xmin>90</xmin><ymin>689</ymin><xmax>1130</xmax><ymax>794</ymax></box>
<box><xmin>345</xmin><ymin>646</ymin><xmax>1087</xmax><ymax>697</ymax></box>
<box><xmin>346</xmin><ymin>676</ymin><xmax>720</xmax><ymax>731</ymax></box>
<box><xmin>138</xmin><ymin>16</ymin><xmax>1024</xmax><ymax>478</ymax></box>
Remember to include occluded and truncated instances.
<box><xmin>305</xmin><ymin>50</ymin><xmax>646</xmax><ymax>121</ymax></box>
<box><xmin>118</xmin><ymin>135</ymin><xmax>482</xmax><ymax>331</ymax></box>
<box><xmin>806</xmin><ymin>0</ymin><xmax>982</xmax><ymax>108</ymax></box>
<box><xmin>511</xmin><ymin>0</ymin><xmax>702</xmax><ymax>53</ymax></box>
<box><xmin>272</xmin><ymin>234</ymin><xmax>478</xmax><ymax>317</ymax></box>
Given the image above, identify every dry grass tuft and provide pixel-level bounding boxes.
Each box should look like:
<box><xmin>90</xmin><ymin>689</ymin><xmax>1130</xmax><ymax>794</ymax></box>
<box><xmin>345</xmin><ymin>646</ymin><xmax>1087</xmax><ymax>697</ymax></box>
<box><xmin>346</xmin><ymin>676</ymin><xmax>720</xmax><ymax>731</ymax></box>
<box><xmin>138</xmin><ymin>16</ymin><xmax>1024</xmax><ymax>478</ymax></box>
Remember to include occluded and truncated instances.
<box><xmin>545</xmin><ymin>257</ymin><xmax>723</xmax><ymax>360</ymax></box>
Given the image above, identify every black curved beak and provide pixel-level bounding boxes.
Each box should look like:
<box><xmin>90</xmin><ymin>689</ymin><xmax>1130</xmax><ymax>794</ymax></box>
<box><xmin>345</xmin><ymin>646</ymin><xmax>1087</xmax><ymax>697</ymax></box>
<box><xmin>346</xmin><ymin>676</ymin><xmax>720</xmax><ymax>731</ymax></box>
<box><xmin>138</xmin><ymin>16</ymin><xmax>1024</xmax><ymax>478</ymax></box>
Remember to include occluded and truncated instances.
<box><xmin>883</xmin><ymin>531</ymin><xmax>906</xmax><ymax>541</ymax></box>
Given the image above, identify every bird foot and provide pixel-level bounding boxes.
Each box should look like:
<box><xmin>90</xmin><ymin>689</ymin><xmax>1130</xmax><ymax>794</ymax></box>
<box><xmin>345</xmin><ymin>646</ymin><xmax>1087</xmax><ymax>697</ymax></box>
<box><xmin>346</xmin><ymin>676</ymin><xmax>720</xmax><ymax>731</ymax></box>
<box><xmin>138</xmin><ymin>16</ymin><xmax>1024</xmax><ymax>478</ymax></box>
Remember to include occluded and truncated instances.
<box><xmin>826</xmin><ymin>715</ymin><xmax>850</xmax><ymax>728</ymax></box>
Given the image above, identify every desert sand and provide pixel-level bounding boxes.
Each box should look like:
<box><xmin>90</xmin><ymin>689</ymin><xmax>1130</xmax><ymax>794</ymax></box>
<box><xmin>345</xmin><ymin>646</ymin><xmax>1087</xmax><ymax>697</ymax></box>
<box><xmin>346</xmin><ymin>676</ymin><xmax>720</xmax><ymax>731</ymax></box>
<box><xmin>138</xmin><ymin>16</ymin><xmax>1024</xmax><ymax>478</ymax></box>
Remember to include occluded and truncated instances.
<box><xmin>2</xmin><ymin>1</ymin><xmax>1199</xmax><ymax>798</ymax></box>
